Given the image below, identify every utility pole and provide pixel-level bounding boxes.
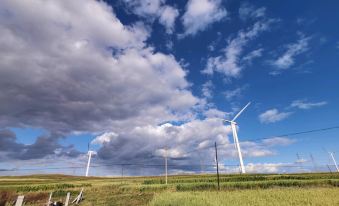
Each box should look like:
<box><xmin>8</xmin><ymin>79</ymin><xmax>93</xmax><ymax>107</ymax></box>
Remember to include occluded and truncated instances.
<box><xmin>165</xmin><ymin>147</ymin><xmax>168</xmax><ymax>184</ymax></box>
<box><xmin>214</xmin><ymin>142</ymin><xmax>220</xmax><ymax>190</ymax></box>
<box><xmin>329</xmin><ymin>152</ymin><xmax>339</xmax><ymax>172</ymax></box>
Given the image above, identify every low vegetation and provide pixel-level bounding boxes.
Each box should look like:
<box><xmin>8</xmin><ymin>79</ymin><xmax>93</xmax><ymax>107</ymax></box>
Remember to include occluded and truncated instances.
<box><xmin>149</xmin><ymin>188</ymin><xmax>339</xmax><ymax>206</ymax></box>
<box><xmin>0</xmin><ymin>173</ymin><xmax>338</xmax><ymax>205</ymax></box>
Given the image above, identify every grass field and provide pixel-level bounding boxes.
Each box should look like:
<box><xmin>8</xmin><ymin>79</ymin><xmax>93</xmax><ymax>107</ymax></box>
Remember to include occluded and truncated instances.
<box><xmin>0</xmin><ymin>173</ymin><xmax>338</xmax><ymax>205</ymax></box>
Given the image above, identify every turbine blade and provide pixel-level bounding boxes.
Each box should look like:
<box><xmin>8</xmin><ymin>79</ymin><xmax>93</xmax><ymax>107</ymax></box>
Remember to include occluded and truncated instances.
<box><xmin>232</xmin><ymin>102</ymin><xmax>251</xmax><ymax>122</ymax></box>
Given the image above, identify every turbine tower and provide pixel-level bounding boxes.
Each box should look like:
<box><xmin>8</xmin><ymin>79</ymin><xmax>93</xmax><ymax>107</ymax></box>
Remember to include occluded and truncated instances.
<box><xmin>223</xmin><ymin>102</ymin><xmax>251</xmax><ymax>174</ymax></box>
<box><xmin>85</xmin><ymin>142</ymin><xmax>94</xmax><ymax>177</ymax></box>
<box><xmin>85</xmin><ymin>150</ymin><xmax>94</xmax><ymax>177</ymax></box>
<box><xmin>329</xmin><ymin>152</ymin><xmax>339</xmax><ymax>173</ymax></box>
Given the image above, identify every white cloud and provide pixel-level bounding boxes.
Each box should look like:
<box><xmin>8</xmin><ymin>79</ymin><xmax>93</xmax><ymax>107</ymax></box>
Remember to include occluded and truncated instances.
<box><xmin>259</xmin><ymin>109</ymin><xmax>292</xmax><ymax>124</ymax></box>
<box><xmin>97</xmin><ymin>118</ymin><xmax>232</xmax><ymax>162</ymax></box>
<box><xmin>291</xmin><ymin>100</ymin><xmax>327</xmax><ymax>109</ymax></box>
<box><xmin>244</xmin><ymin>147</ymin><xmax>275</xmax><ymax>157</ymax></box>
<box><xmin>122</xmin><ymin>0</ymin><xmax>178</xmax><ymax>34</ymax></box>
<box><xmin>203</xmin><ymin>108</ymin><xmax>230</xmax><ymax>119</ymax></box>
<box><xmin>246</xmin><ymin>163</ymin><xmax>285</xmax><ymax>173</ymax></box>
<box><xmin>201</xmin><ymin>80</ymin><xmax>214</xmax><ymax>99</ymax></box>
<box><xmin>0</xmin><ymin>0</ymin><xmax>198</xmax><ymax>135</ymax></box>
<box><xmin>181</xmin><ymin>0</ymin><xmax>227</xmax><ymax>36</ymax></box>
<box><xmin>262</xmin><ymin>137</ymin><xmax>295</xmax><ymax>146</ymax></box>
<box><xmin>295</xmin><ymin>158</ymin><xmax>307</xmax><ymax>164</ymax></box>
<box><xmin>95</xmin><ymin>117</ymin><xmax>287</xmax><ymax>174</ymax></box>
<box><xmin>159</xmin><ymin>6</ymin><xmax>179</xmax><ymax>34</ymax></box>
<box><xmin>243</xmin><ymin>48</ymin><xmax>263</xmax><ymax>63</ymax></box>
<box><xmin>223</xmin><ymin>85</ymin><xmax>248</xmax><ymax>101</ymax></box>
<box><xmin>0</xmin><ymin>0</ymin><xmax>299</xmax><ymax>174</ymax></box>
<box><xmin>203</xmin><ymin>20</ymin><xmax>272</xmax><ymax>78</ymax></box>
<box><xmin>270</xmin><ymin>35</ymin><xmax>311</xmax><ymax>72</ymax></box>
<box><xmin>155</xmin><ymin>148</ymin><xmax>187</xmax><ymax>159</ymax></box>
<box><xmin>92</xmin><ymin>132</ymin><xmax>118</xmax><ymax>145</ymax></box>
<box><xmin>239</xmin><ymin>3</ymin><xmax>266</xmax><ymax>21</ymax></box>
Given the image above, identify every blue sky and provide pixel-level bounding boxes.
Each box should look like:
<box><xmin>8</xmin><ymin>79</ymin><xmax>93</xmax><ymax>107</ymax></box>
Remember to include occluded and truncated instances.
<box><xmin>0</xmin><ymin>0</ymin><xmax>338</xmax><ymax>175</ymax></box>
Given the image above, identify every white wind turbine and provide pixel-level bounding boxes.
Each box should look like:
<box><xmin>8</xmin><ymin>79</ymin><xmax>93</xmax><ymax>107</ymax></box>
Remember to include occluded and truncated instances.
<box><xmin>85</xmin><ymin>142</ymin><xmax>94</xmax><ymax>177</ymax></box>
<box><xmin>223</xmin><ymin>102</ymin><xmax>251</xmax><ymax>174</ymax></box>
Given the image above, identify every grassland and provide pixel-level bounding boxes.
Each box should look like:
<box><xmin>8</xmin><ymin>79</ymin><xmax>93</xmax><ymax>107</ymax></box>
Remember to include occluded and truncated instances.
<box><xmin>149</xmin><ymin>188</ymin><xmax>339</xmax><ymax>206</ymax></box>
<box><xmin>0</xmin><ymin>173</ymin><xmax>338</xmax><ymax>205</ymax></box>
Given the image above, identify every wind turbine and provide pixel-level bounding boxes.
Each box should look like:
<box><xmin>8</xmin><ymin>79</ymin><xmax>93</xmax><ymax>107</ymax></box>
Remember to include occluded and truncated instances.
<box><xmin>85</xmin><ymin>142</ymin><xmax>94</xmax><ymax>177</ymax></box>
<box><xmin>73</xmin><ymin>142</ymin><xmax>94</xmax><ymax>204</ymax></box>
<box><xmin>329</xmin><ymin>152</ymin><xmax>339</xmax><ymax>173</ymax></box>
<box><xmin>222</xmin><ymin>102</ymin><xmax>251</xmax><ymax>174</ymax></box>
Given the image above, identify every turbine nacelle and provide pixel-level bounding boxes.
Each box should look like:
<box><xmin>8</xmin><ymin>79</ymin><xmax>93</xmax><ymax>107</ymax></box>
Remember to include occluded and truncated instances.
<box><xmin>223</xmin><ymin>119</ymin><xmax>237</xmax><ymax>125</ymax></box>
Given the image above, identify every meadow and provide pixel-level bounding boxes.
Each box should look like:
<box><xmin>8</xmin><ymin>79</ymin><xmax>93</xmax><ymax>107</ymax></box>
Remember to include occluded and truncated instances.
<box><xmin>0</xmin><ymin>173</ymin><xmax>339</xmax><ymax>205</ymax></box>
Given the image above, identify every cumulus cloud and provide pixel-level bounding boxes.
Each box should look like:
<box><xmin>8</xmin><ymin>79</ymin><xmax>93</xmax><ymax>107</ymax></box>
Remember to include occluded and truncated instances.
<box><xmin>122</xmin><ymin>0</ymin><xmax>179</xmax><ymax>34</ymax></box>
<box><xmin>270</xmin><ymin>34</ymin><xmax>311</xmax><ymax>73</ymax></box>
<box><xmin>259</xmin><ymin>109</ymin><xmax>292</xmax><ymax>124</ymax></box>
<box><xmin>123</xmin><ymin>0</ymin><xmax>164</xmax><ymax>17</ymax></box>
<box><xmin>95</xmin><ymin>119</ymin><xmax>231</xmax><ymax>159</ymax></box>
<box><xmin>203</xmin><ymin>108</ymin><xmax>230</xmax><ymax>119</ymax></box>
<box><xmin>0</xmin><ymin>0</ymin><xmax>294</xmax><ymax>174</ymax></box>
<box><xmin>93</xmin><ymin>119</ymin><xmax>232</xmax><ymax>172</ymax></box>
<box><xmin>0</xmin><ymin>129</ymin><xmax>81</xmax><ymax>160</ymax></box>
<box><xmin>90</xmin><ymin>118</ymin><xmax>289</xmax><ymax>174</ymax></box>
<box><xmin>181</xmin><ymin>0</ymin><xmax>227</xmax><ymax>36</ymax></box>
<box><xmin>0</xmin><ymin>0</ymin><xmax>202</xmax><ymax>166</ymax></box>
<box><xmin>202</xmin><ymin>20</ymin><xmax>272</xmax><ymax>78</ymax></box>
<box><xmin>91</xmin><ymin>132</ymin><xmax>118</xmax><ymax>145</ymax></box>
<box><xmin>290</xmin><ymin>100</ymin><xmax>327</xmax><ymax>109</ymax></box>
<box><xmin>0</xmin><ymin>0</ymin><xmax>198</xmax><ymax>136</ymax></box>
<box><xmin>159</xmin><ymin>6</ymin><xmax>179</xmax><ymax>34</ymax></box>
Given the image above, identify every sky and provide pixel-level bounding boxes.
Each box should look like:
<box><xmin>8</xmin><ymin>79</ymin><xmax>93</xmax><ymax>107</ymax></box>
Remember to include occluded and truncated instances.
<box><xmin>0</xmin><ymin>0</ymin><xmax>339</xmax><ymax>176</ymax></box>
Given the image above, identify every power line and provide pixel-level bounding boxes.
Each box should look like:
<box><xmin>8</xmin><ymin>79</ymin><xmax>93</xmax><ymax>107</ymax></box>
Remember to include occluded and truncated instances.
<box><xmin>178</xmin><ymin>125</ymin><xmax>339</xmax><ymax>156</ymax></box>
<box><xmin>248</xmin><ymin>125</ymin><xmax>339</xmax><ymax>142</ymax></box>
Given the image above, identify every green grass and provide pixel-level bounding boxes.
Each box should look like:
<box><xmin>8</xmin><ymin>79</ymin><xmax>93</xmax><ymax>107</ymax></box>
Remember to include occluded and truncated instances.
<box><xmin>0</xmin><ymin>173</ymin><xmax>338</xmax><ymax>205</ymax></box>
<box><xmin>149</xmin><ymin>188</ymin><xmax>339</xmax><ymax>206</ymax></box>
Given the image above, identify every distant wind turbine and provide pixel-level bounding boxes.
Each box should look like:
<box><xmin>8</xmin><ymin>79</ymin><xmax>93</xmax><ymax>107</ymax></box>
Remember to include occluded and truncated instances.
<box><xmin>222</xmin><ymin>102</ymin><xmax>251</xmax><ymax>174</ymax></box>
<box><xmin>85</xmin><ymin>142</ymin><xmax>94</xmax><ymax>177</ymax></box>
<box><xmin>329</xmin><ymin>152</ymin><xmax>339</xmax><ymax>173</ymax></box>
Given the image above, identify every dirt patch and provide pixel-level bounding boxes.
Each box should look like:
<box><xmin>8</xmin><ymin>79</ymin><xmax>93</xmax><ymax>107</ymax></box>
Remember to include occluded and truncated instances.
<box><xmin>25</xmin><ymin>192</ymin><xmax>49</xmax><ymax>202</ymax></box>
<box><xmin>0</xmin><ymin>191</ymin><xmax>16</xmax><ymax>206</ymax></box>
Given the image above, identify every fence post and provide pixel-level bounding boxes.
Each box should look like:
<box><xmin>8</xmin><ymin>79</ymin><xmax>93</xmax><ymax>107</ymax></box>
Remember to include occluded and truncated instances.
<box><xmin>64</xmin><ymin>192</ymin><xmax>70</xmax><ymax>206</ymax></box>
<box><xmin>15</xmin><ymin>195</ymin><xmax>24</xmax><ymax>206</ymax></box>
<box><xmin>47</xmin><ymin>192</ymin><xmax>52</xmax><ymax>206</ymax></box>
